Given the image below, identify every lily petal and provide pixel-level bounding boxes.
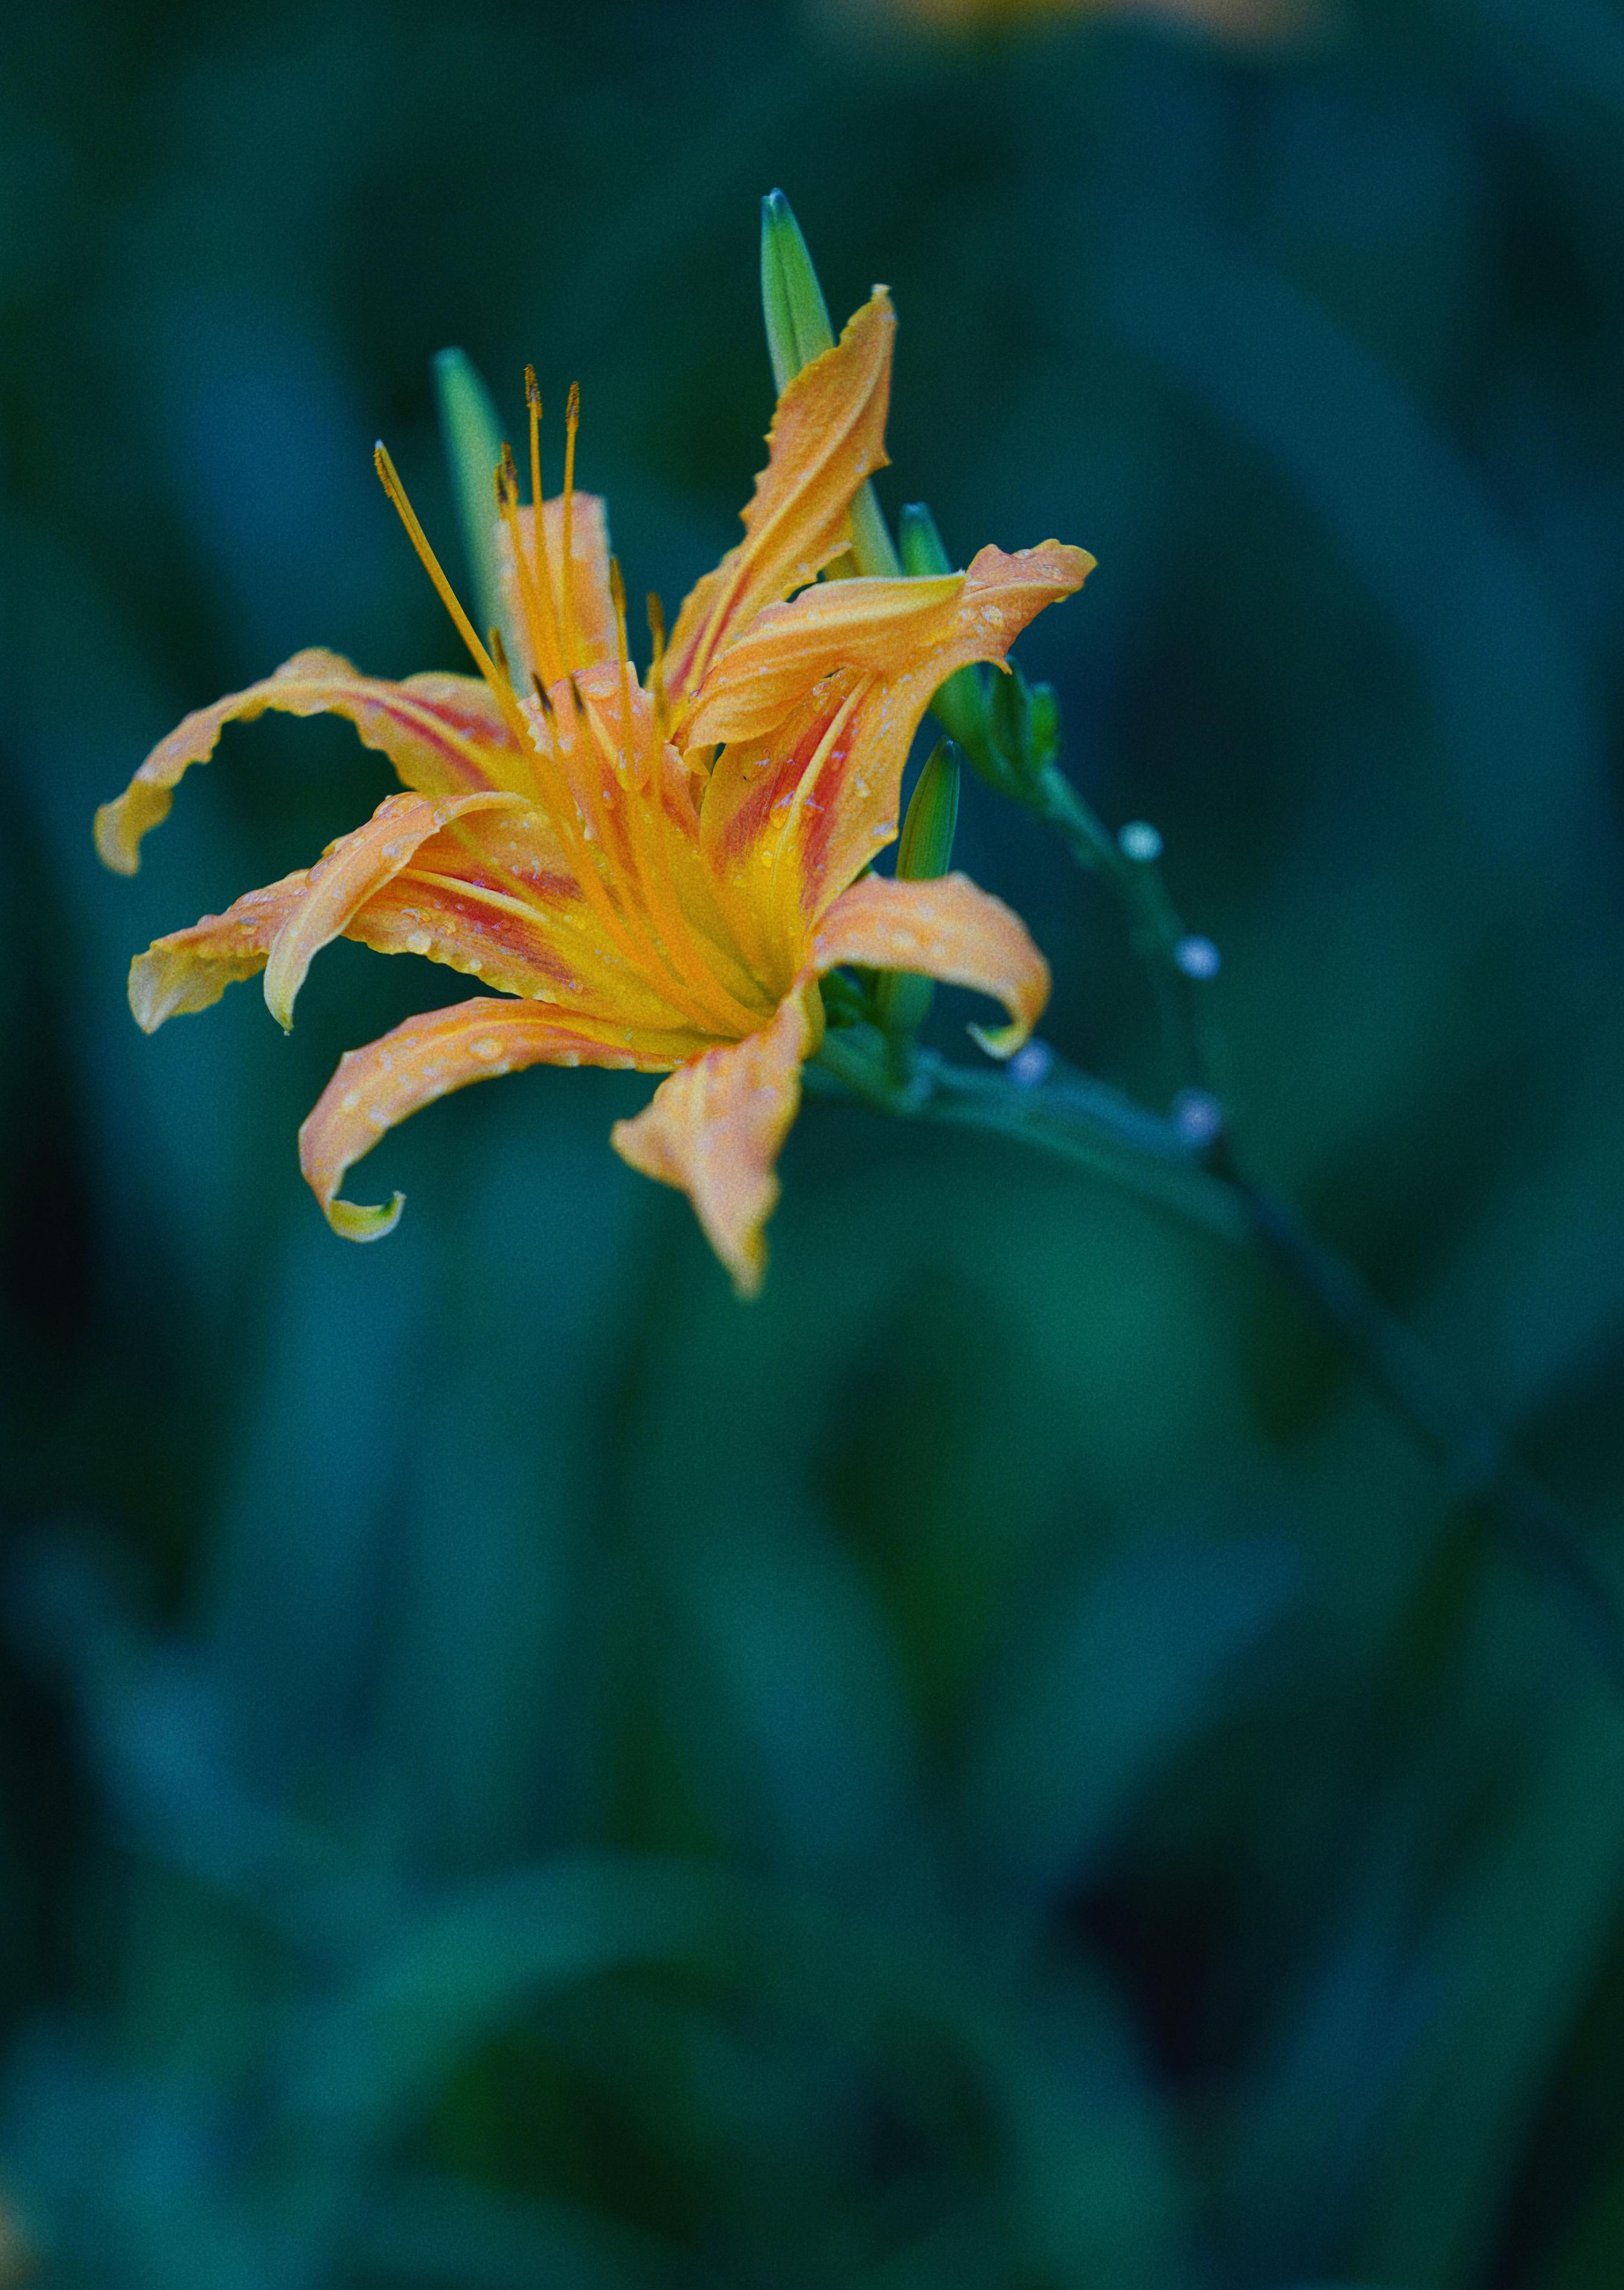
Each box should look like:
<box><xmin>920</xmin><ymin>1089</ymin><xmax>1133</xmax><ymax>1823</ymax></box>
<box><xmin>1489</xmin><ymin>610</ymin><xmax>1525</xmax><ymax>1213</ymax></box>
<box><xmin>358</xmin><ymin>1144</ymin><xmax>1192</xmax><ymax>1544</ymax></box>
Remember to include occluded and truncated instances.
<box><xmin>664</xmin><ymin>292</ymin><xmax>896</xmax><ymax>707</ymax></box>
<box><xmin>610</xmin><ymin>983</ymin><xmax>820</xmax><ymax>1295</ymax></box>
<box><xmin>95</xmin><ymin>650</ymin><xmax>531</xmax><ymax>875</ymax></box>
<box><xmin>302</xmin><ymin>997</ymin><xmax>703</xmax><ymax>1241</ymax></box>
<box><xmin>685</xmin><ymin>572</ymin><xmax>964</xmax><ymax>747</ymax></box>
<box><xmin>813</xmin><ymin>870</ymin><xmax>1049</xmax><ymax>1054</ymax></box>
<box><xmin>700</xmin><ymin>541</ymin><xmax>1094</xmax><ymax>935</ymax></box>
<box><xmin>128</xmin><ymin>870</ymin><xmax>310</xmax><ymax>1032</ymax></box>
<box><xmin>263</xmin><ymin>789</ymin><xmax>523</xmax><ymax>1030</ymax></box>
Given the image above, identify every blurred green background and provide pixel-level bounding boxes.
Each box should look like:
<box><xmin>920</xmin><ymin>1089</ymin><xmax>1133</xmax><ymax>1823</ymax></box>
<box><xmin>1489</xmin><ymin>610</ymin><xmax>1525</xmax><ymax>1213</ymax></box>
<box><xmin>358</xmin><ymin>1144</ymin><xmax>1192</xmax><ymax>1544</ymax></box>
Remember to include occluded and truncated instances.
<box><xmin>4</xmin><ymin>0</ymin><xmax>1624</xmax><ymax>2283</ymax></box>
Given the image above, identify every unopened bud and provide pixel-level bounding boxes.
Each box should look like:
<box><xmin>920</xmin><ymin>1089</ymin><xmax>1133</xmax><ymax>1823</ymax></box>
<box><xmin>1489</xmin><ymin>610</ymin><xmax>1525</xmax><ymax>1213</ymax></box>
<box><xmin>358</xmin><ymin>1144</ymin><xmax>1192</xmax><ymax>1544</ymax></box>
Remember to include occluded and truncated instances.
<box><xmin>760</xmin><ymin>189</ymin><xmax>836</xmax><ymax>394</ymax></box>
<box><xmin>900</xmin><ymin>504</ymin><xmax>988</xmax><ymax>751</ymax></box>
<box><xmin>1175</xmin><ymin>934</ymin><xmax>1221</xmax><ymax>980</ymax></box>
<box><xmin>894</xmin><ymin>736</ymin><xmax>961</xmax><ymax>884</ymax></box>
<box><xmin>1172</xmin><ymin>1088</ymin><xmax>1225</xmax><ymax>1147</ymax></box>
<box><xmin>876</xmin><ymin>740</ymin><xmax>960</xmax><ymax>1038</ymax></box>
<box><xmin>1119</xmin><ymin>819</ymin><xmax>1163</xmax><ymax>863</ymax></box>
<box><xmin>760</xmin><ymin>191</ymin><xmax>899</xmax><ymax>577</ymax></box>
<box><xmin>1009</xmin><ymin>1040</ymin><xmax>1053</xmax><ymax>1087</ymax></box>
<box><xmin>897</xmin><ymin>501</ymin><xmax>954</xmax><ymax>579</ymax></box>
<box><xmin>432</xmin><ymin>347</ymin><xmax>515</xmax><ymax>666</ymax></box>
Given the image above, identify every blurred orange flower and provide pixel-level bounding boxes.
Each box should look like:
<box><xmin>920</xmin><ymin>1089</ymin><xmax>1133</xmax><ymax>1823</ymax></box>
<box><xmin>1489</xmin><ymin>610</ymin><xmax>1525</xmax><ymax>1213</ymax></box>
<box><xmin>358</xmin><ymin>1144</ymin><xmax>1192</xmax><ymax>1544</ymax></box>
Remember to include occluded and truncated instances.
<box><xmin>97</xmin><ymin>294</ymin><xmax>1090</xmax><ymax>1291</ymax></box>
<box><xmin>826</xmin><ymin>0</ymin><xmax>1316</xmax><ymax>42</ymax></box>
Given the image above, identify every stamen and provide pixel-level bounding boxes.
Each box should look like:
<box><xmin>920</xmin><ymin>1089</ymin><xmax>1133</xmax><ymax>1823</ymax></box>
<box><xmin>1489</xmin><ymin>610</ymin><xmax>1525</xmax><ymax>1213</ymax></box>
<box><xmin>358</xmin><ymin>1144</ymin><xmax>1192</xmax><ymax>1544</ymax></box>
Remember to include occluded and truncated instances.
<box><xmin>524</xmin><ymin>362</ymin><xmax>565</xmax><ymax>655</ymax></box>
<box><xmin>568</xmin><ymin>654</ymin><xmax>764</xmax><ymax>1035</ymax></box>
<box><xmin>609</xmin><ymin>556</ymin><xmax>635</xmax><ymax>782</ymax></box>
<box><xmin>561</xmin><ymin>380</ymin><xmax>580</xmax><ymax>671</ymax></box>
<box><xmin>646</xmin><ymin>589</ymin><xmax>669</xmax><ymax>740</ymax></box>
<box><xmin>373</xmin><ymin>443</ymin><xmax>533</xmax><ymax>749</ymax></box>
<box><xmin>495</xmin><ymin>445</ymin><xmax>566</xmax><ymax>689</ymax></box>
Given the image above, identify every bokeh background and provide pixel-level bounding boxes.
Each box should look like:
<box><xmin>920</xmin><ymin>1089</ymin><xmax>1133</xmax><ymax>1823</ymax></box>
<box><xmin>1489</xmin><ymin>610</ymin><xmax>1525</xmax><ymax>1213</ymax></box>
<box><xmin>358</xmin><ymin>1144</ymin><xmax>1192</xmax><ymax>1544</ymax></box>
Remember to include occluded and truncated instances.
<box><xmin>4</xmin><ymin>0</ymin><xmax>1624</xmax><ymax>2283</ymax></box>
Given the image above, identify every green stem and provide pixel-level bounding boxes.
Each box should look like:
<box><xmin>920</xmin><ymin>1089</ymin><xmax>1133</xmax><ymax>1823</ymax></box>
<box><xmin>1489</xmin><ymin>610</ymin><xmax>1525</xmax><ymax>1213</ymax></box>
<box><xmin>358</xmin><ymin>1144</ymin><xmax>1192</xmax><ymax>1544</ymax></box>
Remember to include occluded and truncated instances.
<box><xmin>814</xmin><ymin>776</ymin><xmax>1624</xmax><ymax>1689</ymax></box>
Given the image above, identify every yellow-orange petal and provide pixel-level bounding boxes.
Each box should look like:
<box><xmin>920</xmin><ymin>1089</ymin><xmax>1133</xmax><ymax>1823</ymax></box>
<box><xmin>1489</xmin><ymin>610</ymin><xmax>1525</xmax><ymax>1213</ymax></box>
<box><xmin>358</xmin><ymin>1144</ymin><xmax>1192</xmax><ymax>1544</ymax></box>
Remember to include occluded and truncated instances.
<box><xmin>495</xmin><ymin>494</ymin><xmax>617</xmax><ymax>682</ymax></box>
<box><xmin>700</xmin><ymin>540</ymin><xmax>1094</xmax><ymax>935</ymax></box>
<box><xmin>127</xmin><ymin>870</ymin><xmax>311</xmax><ymax>1032</ymax></box>
<box><xmin>664</xmin><ymin>292</ymin><xmax>896</xmax><ymax>707</ymax></box>
<box><xmin>685</xmin><ymin>572</ymin><xmax>963</xmax><ymax>748</ymax></box>
<box><xmin>609</xmin><ymin>983</ymin><xmax>821</xmax><ymax>1295</ymax></box>
<box><xmin>813</xmin><ymin>870</ymin><xmax>1049</xmax><ymax>1053</ymax></box>
<box><xmin>94</xmin><ymin>650</ymin><xmax>531</xmax><ymax>875</ymax></box>
<box><xmin>263</xmin><ymin>788</ymin><xmax>523</xmax><ymax>1030</ymax></box>
<box><xmin>692</xmin><ymin>542</ymin><xmax>1093</xmax><ymax>751</ymax></box>
<box><xmin>301</xmin><ymin>998</ymin><xmax>703</xmax><ymax>1241</ymax></box>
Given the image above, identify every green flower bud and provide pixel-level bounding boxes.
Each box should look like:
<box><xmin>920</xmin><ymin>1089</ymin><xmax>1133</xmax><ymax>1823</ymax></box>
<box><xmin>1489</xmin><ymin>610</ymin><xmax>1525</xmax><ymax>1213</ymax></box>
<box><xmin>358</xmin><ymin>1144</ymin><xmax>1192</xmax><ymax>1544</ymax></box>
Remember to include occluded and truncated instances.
<box><xmin>760</xmin><ymin>189</ymin><xmax>836</xmax><ymax>395</ymax></box>
<box><xmin>432</xmin><ymin>347</ymin><xmax>515</xmax><ymax>666</ymax></box>
<box><xmin>900</xmin><ymin>502</ymin><xmax>988</xmax><ymax>751</ymax></box>
<box><xmin>759</xmin><ymin>191</ymin><xmax>900</xmax><ymax>577</ymax></box>
<box><xmin>896</xmin><ymin>499</ymin><xmax>953</xmax><ymax>577</ymax></box>
<box><xmin>875</xmin><ymin>739</ymin><xmax>961</xmax><ymax>1039</ymax></box>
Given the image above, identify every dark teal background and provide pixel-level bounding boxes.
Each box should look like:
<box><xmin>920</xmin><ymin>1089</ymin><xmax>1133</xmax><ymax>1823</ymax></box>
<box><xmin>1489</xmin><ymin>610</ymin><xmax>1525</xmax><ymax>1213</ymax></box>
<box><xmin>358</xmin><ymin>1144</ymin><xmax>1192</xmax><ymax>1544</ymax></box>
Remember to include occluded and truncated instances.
<box><xmin>3</xmin><ymin>2</ymin><xmax>1624</xmax><ymax>2283</ymax></box>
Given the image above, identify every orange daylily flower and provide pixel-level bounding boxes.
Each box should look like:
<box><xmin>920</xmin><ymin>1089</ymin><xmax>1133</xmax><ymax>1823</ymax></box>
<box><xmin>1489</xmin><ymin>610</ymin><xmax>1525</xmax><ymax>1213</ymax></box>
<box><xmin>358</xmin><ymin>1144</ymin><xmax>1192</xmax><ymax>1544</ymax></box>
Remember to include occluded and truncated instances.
<box><xmin>96</xmin><ymin>291</ymin><xmax>1093</xmax><ymax>1291</ymax></box>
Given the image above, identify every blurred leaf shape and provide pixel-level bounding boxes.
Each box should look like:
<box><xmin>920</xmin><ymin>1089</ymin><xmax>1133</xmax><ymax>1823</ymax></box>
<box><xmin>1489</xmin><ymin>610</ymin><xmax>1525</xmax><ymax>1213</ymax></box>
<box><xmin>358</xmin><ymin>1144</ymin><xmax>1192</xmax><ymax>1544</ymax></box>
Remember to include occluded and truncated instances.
<box><xmin>963</xmin><ymin>1529</ymin><xmax>1303</xmax><ymax>1896</ymax></box>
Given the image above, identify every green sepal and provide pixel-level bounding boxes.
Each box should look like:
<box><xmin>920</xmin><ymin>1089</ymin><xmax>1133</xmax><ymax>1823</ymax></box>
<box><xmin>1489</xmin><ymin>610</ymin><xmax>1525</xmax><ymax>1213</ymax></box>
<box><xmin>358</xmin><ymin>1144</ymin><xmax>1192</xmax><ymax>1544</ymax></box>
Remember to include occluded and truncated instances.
<box><xmin>432</xmin><ymin>348</ymin><xmax>515</xmax><ymax>664</ymax></box>
<box><xmin>875</xmin><ymin>739</ymin><xmax>961</xmax><ymax>1041</ymax></box>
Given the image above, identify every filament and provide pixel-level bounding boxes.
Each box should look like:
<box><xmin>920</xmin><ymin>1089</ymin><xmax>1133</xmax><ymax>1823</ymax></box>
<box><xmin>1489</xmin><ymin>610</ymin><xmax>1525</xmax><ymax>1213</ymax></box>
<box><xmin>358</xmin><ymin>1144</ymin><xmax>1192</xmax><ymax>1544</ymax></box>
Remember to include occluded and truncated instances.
<box><xmin>561</xmin><ymin>382</ymin><xmax>580</xmax><ymax>670</ymax></box>
<box><xmin>373</xmin><ymin>443</ymin><xmax>533</xmax><ymax>751</ymax></box>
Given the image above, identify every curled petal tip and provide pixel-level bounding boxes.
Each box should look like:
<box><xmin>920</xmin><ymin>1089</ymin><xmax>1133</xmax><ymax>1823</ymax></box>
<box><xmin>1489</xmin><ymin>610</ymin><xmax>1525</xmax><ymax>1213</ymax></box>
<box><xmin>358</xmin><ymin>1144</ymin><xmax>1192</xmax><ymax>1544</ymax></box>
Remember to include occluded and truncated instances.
<box><xmin>94</xmin><ymin>792</ymin><xmax>157</xmax><ymax>876</ymax></box>
<box><xmin>264</xmin><ymin>973</ymin><xmax>295</xmax><ymax>1034</ymax></box>
<box><xmin>324</xmin><ymin>1190</ymin><xmax>406</xmax><ymax>1242</ymax></box>
<box><xmin>968</xmin><ymin>1018</ymin><xmax>1029</xmax><ymax>1059</ymax></box>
